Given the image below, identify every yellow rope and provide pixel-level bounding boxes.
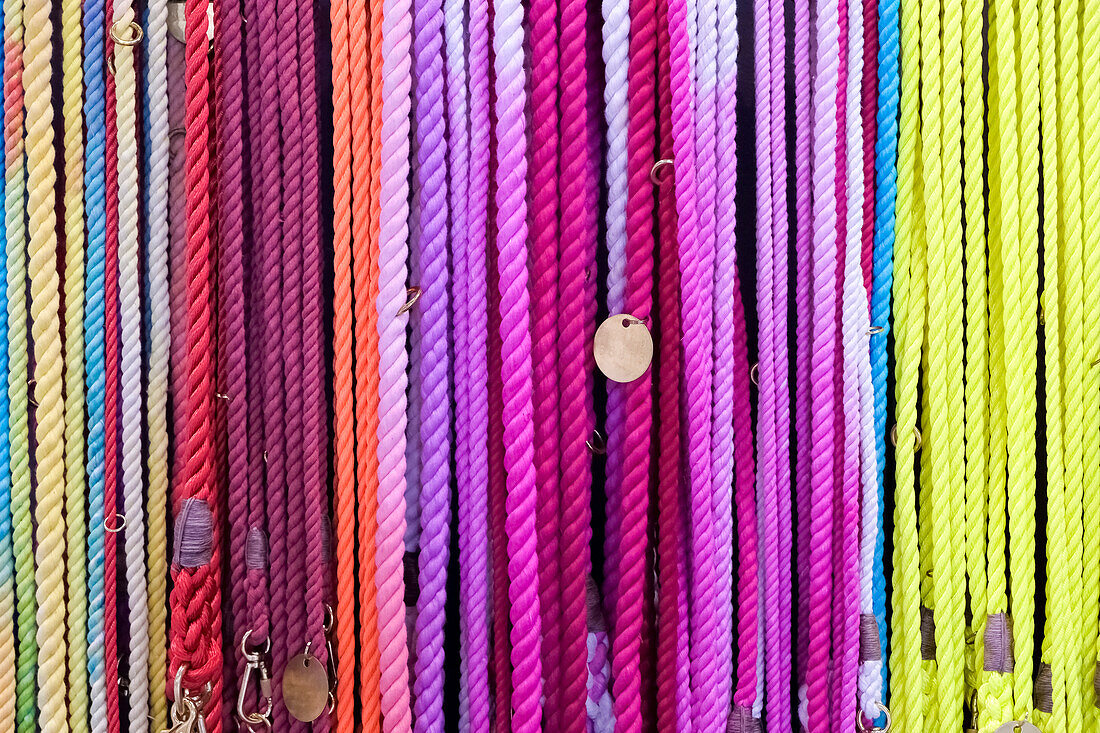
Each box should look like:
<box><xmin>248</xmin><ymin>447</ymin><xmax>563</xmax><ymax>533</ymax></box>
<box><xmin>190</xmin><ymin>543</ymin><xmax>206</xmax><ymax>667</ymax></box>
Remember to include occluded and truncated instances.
<box><xmin>23</xmin><ymin>0</ymin><xmax>70</xmax><ymax>726</ymax></box>
<box><xmin>961</xmin><ymin>0</ymin><xmax>988</xmax><ymax>705</ymax></box>
<box><xmin>1013</xmin><ymin>0</ymin><xmax>1041</xmax><ymax>711</ymax></box>
<box><xmin>977</xmin><ymin>0</ymin><xmax>1015</xmax><ymax>723</ymax></box>
<box><xmin>1079</xmin><ymin>0</ymin><xmax>1100</xmax><ymax>724</ymax></box>
<box><xmin>1056</xmin><ymin>0</ymin><xmax>1086</xmax><ymax>722</ymax></box>
<box><xmin>1039</xmin><ymin>0</ymin><xmax>1067</xmax><ymax>719</ymax></box>
<box><xmin>60</xmin><ymin>0</ymin><xmax>87</xmax><ymax>725</ymax></box>
<box><xmin>937</xmin><ymin>0</ymin><xmax>967</xmax><ymax>711</ymax></box>
<box><xmin>890</xmin><ymin>0</ymin><xmax>925</xmax><ymax>712</ymax></box>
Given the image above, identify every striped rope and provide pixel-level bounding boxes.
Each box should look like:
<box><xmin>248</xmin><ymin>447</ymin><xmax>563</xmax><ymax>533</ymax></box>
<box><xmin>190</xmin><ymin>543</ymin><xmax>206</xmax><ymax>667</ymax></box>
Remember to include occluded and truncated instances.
<box><xmin>0</xmin><ymin>0</ymin><xmax>13</xmax><ymax>723</ymax></box>
<box><xmin>2</xmin><ymin>0</ymin><xmax>35</xmax><ymax>723</ymax></box>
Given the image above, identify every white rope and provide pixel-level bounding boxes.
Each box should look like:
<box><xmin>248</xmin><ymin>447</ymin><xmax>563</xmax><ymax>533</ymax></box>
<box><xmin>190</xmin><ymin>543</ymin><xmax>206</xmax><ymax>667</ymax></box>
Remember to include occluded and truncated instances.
<box><xmin>601</xmin><ymin>0</ymin><xmax>629</xmax><ymax>313</ymax></box>
<box><xmin>141</xmin><ymin>0</ymin><xmax>171</xmax><ymax>728</ymax></box>
<box><xmin>112</xmin><ymin>3</ymin><xmax>150</xmax><ymax>729</ymax></box>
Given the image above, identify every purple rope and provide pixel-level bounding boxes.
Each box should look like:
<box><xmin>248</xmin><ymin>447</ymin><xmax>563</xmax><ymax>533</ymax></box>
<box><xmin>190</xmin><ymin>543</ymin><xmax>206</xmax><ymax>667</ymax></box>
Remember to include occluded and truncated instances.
<box><xmin>276</xmin><ymin>0</ymin><xmax>306</xmax><ymax>723</ymax></box>
<box><xmin>791</xmin><ymin>0</ymin><xmax>814</xmax><ymax>697</ymax></box>
<box><xmin>457</xmin><ymin>0</ymin><xmax>492</xmax><ymax>723</ymax></box>
<box><xmin>806</xmin><ymin>0</ymin><xmax>843</xmax><ymax>721</ymax></box>
<box><xmin>297</xmin><ymin>0</ymin><xmax>331</xmax><ymax>727</ymax></box>
<box><xmin>411</xmin><ymin>0</ymin><xmax>453</xmax><ymax>716</ymax></box>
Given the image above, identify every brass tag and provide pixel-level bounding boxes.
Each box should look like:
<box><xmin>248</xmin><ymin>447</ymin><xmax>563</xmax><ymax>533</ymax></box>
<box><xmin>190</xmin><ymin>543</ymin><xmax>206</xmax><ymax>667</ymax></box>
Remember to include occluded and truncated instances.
<box><xmin>594</xmin><ymin>314</ymin><xmax>653</xmax><ymax>383</ymax></box>
<box><xmin>282</xmin><ymin>653</ymin><xmax>329</xmax><ymax>722</ymax></box>
<box><xmin>994</xmin><ymin>723</ymin><xmax>1041</xmax><ymax>733</ymax></box>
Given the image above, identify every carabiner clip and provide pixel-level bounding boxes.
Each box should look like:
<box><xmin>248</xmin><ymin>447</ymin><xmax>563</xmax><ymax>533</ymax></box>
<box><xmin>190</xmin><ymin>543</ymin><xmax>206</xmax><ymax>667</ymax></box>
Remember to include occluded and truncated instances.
<box><xmin>237</xmin><ymin>631</ymin><xmax>273</xmax><ymax>732</ymax></box>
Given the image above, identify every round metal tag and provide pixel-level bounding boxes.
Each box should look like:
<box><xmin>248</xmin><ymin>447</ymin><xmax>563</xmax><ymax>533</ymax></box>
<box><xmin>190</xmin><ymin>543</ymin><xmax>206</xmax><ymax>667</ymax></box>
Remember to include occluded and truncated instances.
<box><xmin>594</xmin><ymin>314</ymin><xmax>653</xmax><ymax>383</ymax></box>
<box><xmin>994</xmin><ymin>723</ymin><xmax>1041</xmax><ymax>733</ymax></box>
<box><xmin>282</xmin><ymin>653</ymin><xmax>329</xmax><ymax>722</ymax></box>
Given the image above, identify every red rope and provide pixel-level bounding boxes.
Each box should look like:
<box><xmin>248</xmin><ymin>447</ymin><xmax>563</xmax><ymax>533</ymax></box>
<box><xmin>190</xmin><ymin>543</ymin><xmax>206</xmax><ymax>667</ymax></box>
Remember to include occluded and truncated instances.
<box><xmin>167</xmin><ymin>0</ymin><xmax>223</xmax><ymax>727</ymax></box>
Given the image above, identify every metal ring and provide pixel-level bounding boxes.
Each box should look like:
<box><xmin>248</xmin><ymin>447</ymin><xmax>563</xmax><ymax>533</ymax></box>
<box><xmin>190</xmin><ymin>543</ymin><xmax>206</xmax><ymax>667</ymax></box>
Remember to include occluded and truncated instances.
<box><xmin>890</xmin><ymin>424</ymin><xmax>922</xmax><ymax>452</ymax></box>
<box><xmin>650</xmin><ymin>158</ymin><xmax>674</xmax><ymax>185</ymax></box>
<box><xmin>324</xmin><ymin>603</ymin><xmax>335</xmax><ymax>632</ymax></box>
<box><xmin>868</xmin><ymin>325</ymin><xmax>885</xmax><ymax>335</ymax></box>
<box><xmin>856</xmin><ymin>702</ymin><xmax>892</xmax><ymax>732</ymax></box>
<box><xmin>398</xmin><ymin>287</ymin><xmax>422</xmax><ymax>315</ymax></box>
<box><xmin>750</xmin><ymin>363</ymin><xmax>759</xmax><ymax>386</ymax></box>
<box><xmin>104</xmin><ymin>513</ymin><xmax>126</xmax><ymax>533</ymax></box>
<box><xmin>240</xmin><ymin>629</ymin><xmax>271</xmax><ymax>658</ymax></box>
<box><xmin>586</xmin><ymin>429</ymin><xmax>607</xmax><ymax>455</ymax></box>
<box><xmin>111</xmin><ymin>20</ymin><xmax>144</xmax><ymax>46</ymax></box>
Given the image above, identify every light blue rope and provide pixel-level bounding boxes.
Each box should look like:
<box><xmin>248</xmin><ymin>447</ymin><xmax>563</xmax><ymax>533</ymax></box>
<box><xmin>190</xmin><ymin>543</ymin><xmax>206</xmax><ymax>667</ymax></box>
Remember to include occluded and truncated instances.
<box><xmin>871</xmin><ymin>0</ymin><xmax>901</xmax><ymax>709</ymax></box>
<box><xmin>82</xmin><ymin>0</ymin><xmax>109</xmax><ymax>730</ymax></box>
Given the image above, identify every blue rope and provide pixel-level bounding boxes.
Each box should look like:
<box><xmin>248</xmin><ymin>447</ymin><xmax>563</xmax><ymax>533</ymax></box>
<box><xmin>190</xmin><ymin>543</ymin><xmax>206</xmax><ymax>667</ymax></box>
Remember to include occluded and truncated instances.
<box><xmin>871</xmin><ymin>0</ymin><xmax>901</xmax><ymax>708</ymax></box>
<box><xmin>82</xmin><ymin>0</ymin><xmax>109</xmax><ymax>726</ymax></box>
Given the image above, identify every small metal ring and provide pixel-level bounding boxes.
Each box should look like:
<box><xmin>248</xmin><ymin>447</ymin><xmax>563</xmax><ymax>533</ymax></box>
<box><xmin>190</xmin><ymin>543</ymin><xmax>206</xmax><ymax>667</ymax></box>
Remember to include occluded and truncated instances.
<box><xmin>324</xmin><ymin>604</ymin><xmax>335</xmax><ymax>632</ymax></box>
<box><xmin>398</xmin><ymin>287</ymin><xmax>422</xmax><ymax>315</ymax></box>
<box><xmin>585</xmin><ymin>429</ymin><xmax>607</xmax><ymax>455</ymax></box>
<box><xmin>111</xmin><ymin>20</ymin><xmax>144</xmax><ymax>46</ymax></box>
<box><xmin>856</xmin><ymin>702</ymin><xmax>891</xmax><ymax>732</ymax></box>
<box><xmin>240</xmin><ymin>629</ymin><xmax>271</xmax><ymax>658</ymax></box>
<box><xmin>750</xmin><ymin>363</ymin><xmax>759</xmax><ymax>386</ymax></box>
<box><xmin>104</xmin><ymin>513</ymin><xmax>126</xmax><ymax>533</ymax></box>
<box><xmin>650</xmin><ymin>158</ymin><xmax>674</xmax><ymax>185</ymax></box>
<box><xmin>868</xmin><ymin>325</ymin><xmax>885</xmax><ymax>335</ymax></box>
<box><xmin>890</xmin><ymin>424</ymin><xmax>922</xmax><ymax>452</ymax></box>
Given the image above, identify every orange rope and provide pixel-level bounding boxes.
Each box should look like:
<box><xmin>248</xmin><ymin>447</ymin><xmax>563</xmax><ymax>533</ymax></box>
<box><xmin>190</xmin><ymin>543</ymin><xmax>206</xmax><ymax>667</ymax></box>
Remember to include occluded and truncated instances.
<box><xmin>330</xmin><ymin>0</ymin><xmax>358</xmax><ymax>727</ymax></box>
<box><xmin>350</xmin><ymin>0</ymin><xmax>385</xmax><ymax>724</ymax></box>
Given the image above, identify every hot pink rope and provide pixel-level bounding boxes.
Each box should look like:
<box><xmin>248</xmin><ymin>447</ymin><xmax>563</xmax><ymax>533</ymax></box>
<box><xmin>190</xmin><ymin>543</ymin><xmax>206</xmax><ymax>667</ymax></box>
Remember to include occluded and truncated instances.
<box><xmin>492</xmin><ymin>0</ymin><xmax>543</xmax><ymax>726</ymax></box>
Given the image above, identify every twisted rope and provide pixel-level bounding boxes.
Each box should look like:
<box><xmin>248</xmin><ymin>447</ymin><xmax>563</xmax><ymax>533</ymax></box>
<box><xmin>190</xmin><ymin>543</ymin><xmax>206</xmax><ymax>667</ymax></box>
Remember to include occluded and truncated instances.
<box><xmin>1012</xmin><ymin>0</ymin><xmax>1041</xmax><ymax>712</ymax></box>
<box><xmin>1039</xmin><ymin>3</ymin><xmax>1067</xmax><ymax>719</ymax></box>
<box><xmin>23</xmin><ymin>0</ymin><xmax>71</xmax><ymax>722</ymax></box>
<box><xmin>142</xmin><ymin>0</ymin><xmax>171</xmax><ymax>726</ymax></box>
<box><xmin>805</xmin><ymin>0</ymin><xmax>841</xmax><ymax>718</ymax></box>
<box><xmin>559</xmin><ymin>0</ymin><xmax>598</xmax><ymax>719</ymax></box>
<box><xmin>1081</xmin><ymin>0</ymin><xmax>1100</xmax><ymax>714</ymax></box>
<box><xmin>654</xmin><ymin>3</ymin><xmax>688</xmax><ymax>725</ymax></box>
<box><xmin>456</xmin><ymin>0</ymin><xmax>491</xmax><ymax>723</ymax></box>
<box><xmin>0</xmin><ymin>0</ymin><xmax>15</xmax><ymax>726</ymax></box>
<box><xmin>60</xmin><ymin>0</ymin><xmax>89</xmax><ymax>723</ymax></box>
<box><xmin>3</xmin><ymin>0</ymin><xmax>34</xmax><ymax>726</ymax></box>
<box><xmin>81</xmin><ymin>0</ymin><xmax>109</xmax><ymax>728</ymax></box>
<box><xmin>349</xmin><ymin>0</ymin><xmax>383</xmax><ymax>720</ymax></box>
<box><xmin>167</xmin><ymin>0</ymin><xmax>223</xmax><ymax>725</ymax></box>
<box><xmin>527</xmin><ymin>0</ymin><xmax>561</xmax><ymax>704</ymax></box>
<box><xmin>296</xmin><ymin>0</ymin><xmax>329</xmax><ymax>724</ymax></box>
<box><xmin>328</xmin><ymin>0</ymin><xmax>357</xmax><ymax>726</ymax></box>
<box><xmin>1056</xmin><ymin>0</ymin><xmax>1086</xmax><ymax>721</ymax></box>
<box><xmin>111</xmin><ymin>5</ymin><xmax>152</xmax><ymax>728</ymax></box>
<box><xmin>411</xmin><ymin>0</ymin><xmax>452</xmax><ymax>714</ymax></box>
<box><xmin>375</xmin><ymin>0</ymin><xmax>415</xmax><ymax>719</ymax></box>
<box><xmin>492</xmin><ymin>0</ymin><xmax>544</xmax><ymax>725</ymax></box>
<box><xmin>103</xmin><ymin>52</ymin><xmax>122</xmax><ymax>733</ymax></box>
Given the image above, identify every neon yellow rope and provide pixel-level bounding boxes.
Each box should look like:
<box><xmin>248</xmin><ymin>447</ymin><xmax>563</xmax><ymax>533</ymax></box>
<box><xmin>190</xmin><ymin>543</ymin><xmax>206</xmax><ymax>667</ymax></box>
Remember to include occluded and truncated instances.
<box><xmin>1056</xmin><ymin>0</ymin><xmax>1086</xmax><ymax>723</ymax></box>
<box><xmin>889</xmin><ymin>0</ymin><xmax>925</xmax><ymax>713</ymax></box>
<box><xmin>1079</xmin><ymin>0</ymin><xmax>1100</xmax><ymax>724</ymax></box>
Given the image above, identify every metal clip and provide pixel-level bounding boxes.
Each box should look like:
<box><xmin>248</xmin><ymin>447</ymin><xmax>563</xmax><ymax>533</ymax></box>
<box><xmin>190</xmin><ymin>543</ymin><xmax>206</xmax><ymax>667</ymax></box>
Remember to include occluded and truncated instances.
<box><xmin>237</xmin><ymin>631</ymin><xmax>274</xmax><ymax>732</ymax></box>
<box><xmin>324</xmin><ymin>605</ymin><xmax>337</xmax><ymax>713</ymax></box>
<box><xmin>164</xmin><ymin>666</ymin><xmax>207</xmax><ymax>733</ymax></box>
